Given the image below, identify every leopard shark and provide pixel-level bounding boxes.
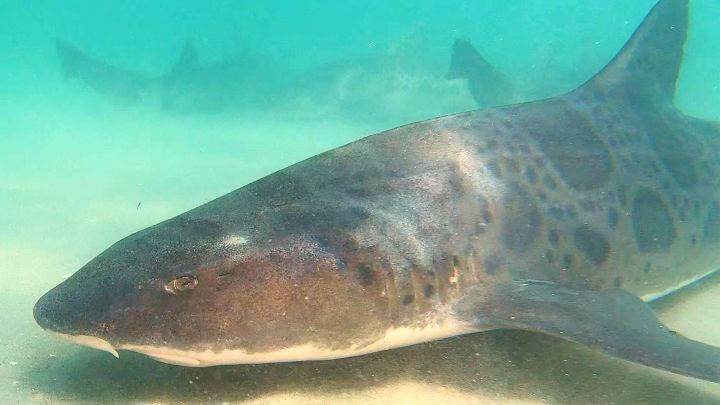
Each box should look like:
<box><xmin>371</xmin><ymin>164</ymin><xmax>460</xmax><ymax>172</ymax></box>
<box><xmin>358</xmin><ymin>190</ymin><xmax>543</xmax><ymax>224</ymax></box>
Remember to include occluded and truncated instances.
<box><xmin>35</xmin><ymin>0</ymin><xmax>720</xmax><ymax>382</ymax></box>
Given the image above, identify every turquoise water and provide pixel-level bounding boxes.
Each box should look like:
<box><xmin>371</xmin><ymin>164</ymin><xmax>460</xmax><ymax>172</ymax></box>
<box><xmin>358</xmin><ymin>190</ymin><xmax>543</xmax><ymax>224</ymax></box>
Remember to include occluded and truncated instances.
<box><xmin>1</xmin><ymin>1</ymin><xmax>720</xmax><ymax>404</ymax></box>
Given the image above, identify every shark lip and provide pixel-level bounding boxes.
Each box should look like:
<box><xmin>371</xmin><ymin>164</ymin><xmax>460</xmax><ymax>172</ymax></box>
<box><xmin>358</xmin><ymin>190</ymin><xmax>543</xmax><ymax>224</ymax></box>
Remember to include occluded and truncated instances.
<box><xmin>52</xmin><ymin>332</ymin><xmax>120</xmax><ymax>358</ymax></box>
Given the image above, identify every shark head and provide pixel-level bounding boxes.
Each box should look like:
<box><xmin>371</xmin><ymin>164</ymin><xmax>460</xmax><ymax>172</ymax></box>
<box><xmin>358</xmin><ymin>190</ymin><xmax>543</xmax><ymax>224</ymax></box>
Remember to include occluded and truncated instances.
<box><xmin>33</xmin><ymin>162</ymin><xmax>450</xmax><ymax>365</ymax></box>
<box><xmin>33</xmin><ymin>180</ymin><xmax>386</xmax><ymax>365</ymax></box>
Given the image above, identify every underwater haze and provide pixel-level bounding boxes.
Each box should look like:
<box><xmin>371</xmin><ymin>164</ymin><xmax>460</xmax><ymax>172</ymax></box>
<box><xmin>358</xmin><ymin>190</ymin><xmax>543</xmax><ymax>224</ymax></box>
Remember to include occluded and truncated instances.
<box><xmin>2</xmin><ymin>0</ymin><xmax>720</xmax><ymax>404</ymax></box>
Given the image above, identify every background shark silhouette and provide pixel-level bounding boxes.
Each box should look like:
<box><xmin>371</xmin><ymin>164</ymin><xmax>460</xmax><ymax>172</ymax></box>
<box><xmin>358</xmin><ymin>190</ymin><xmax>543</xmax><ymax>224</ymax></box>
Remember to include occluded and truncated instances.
<box><xmin>56</xmin><ymin>38</ymin><xmax>477</xmax><ymax>121</ymax></box>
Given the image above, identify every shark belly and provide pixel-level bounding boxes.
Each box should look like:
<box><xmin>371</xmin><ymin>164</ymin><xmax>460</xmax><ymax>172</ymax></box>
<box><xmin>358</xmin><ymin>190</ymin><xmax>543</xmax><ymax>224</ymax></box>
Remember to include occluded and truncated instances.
<box><xmin>56</xmin><ymin>316</ymin><xmax>479</xmax><ymax>367</ymax></box>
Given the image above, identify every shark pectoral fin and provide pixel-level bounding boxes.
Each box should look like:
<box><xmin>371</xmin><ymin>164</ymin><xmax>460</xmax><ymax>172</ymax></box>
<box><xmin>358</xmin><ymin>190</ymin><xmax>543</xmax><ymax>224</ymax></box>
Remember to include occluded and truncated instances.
<box><xmin>455</xmin><ymin>280</ymin><xmax>720</xmax><ymax>383</ymax></box>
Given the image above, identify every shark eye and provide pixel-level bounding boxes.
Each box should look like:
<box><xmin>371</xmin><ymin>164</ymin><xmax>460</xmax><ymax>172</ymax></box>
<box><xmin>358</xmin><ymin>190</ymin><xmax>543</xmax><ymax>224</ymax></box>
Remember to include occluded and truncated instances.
<box><xmin>164</xmin><ymin>275</ymin><xmax>198</xmax><ymax>295</ymax></box>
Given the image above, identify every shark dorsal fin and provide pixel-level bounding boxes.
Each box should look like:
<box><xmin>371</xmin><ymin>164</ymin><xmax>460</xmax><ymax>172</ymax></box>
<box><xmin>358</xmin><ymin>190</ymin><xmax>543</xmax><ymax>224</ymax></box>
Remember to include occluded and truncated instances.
<box><xmin>171</xmin><ymin>40</ymin><xmax>199</xmax><ymax>75</ymax></box>
<box><xmin>582</xmin><ymin>0</ymin><xmax>689</xmax><ymax>104</ymax></box>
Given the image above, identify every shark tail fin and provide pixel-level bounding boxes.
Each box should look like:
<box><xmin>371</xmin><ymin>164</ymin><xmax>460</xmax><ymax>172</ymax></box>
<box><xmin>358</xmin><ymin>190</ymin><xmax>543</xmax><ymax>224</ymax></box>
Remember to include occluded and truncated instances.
<box><xmin>582</xmin><ymin>0</ymin><xmax>689</xmax><ymax>104</ymax></box>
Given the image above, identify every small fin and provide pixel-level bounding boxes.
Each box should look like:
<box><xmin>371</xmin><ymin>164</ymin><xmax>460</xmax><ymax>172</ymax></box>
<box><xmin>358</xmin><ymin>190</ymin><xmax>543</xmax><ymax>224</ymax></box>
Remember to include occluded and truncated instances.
<box><xmin>456</xmin><ymin>280</ymin><xmax>720</xmax><ymax>382</ymax></box>
<box><xmin>170</xmin><ymin>40</ymin><xmax>199</xmax><ymax>76</ymax></box>
<box><xmin>582</xmin><ymin>0</ymin><xmax>689</xmax><ymax>103</ymax></box>
<box><xmin>446</xmin><ymin>39</ymin><xmax>495</xmax><ymax>80</ymax></box>
<box><xmin>446</xmin><ymin>38</ymin><xmax>517</xmax><ymax>106</ymax></box>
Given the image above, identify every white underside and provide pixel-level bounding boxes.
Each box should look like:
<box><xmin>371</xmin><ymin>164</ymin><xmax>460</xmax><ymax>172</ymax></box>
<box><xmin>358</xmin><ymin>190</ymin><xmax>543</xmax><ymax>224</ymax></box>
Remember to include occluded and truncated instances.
<box><xmin>640</xmin><ymin>267</ymin><xmax>719</xmax><ymax>302</ymax></box>
<box><xmin>51</xmin><ymin>269</ymin><xmax>719</xmax><ymax>366</ymax></box>
<box><xmin>53</xmin><ymin>321</ymin><xmax>480</xmax><ymax>367</ymax></box>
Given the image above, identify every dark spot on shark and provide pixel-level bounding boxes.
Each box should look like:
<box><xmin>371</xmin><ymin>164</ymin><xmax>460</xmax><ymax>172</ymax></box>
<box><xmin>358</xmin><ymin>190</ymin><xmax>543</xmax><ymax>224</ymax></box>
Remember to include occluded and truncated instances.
<box><xmin>483</xmin><ymin>255</ymin><xmax>502</xmax><ymax>275</ymax></box>
<box><xmin>548</xmin><ymin>206</ymin><xmax>564</xmax><ymax>220</ymax></box>
<box><xmin>644</xmin><ymin>262</ymin><xmax>651</xmax><ymax>274</ymax></box>
<box><xmin>678</xmin><ymin>208</ymin><xmax>687</xmax><ymax>222</ymax></box>
<box><xmin>357</xmin><ymin>264</ymin><xmax>374</xmax><ymax>287</ymax></box>
<box><xmin>481</xmin><ymin>208</ymin><xmax>492</xmax><ymax>225</ymax></box>
<box><xmin>613</xmin><ymin>276</ymin><xmax>623</xmax><ymax>288</ymax></box>
<box><xmin>448</xmin><ymin>164</ymin><xmax>467</xmax><ymax>193</ymax></box>
<box><xmin>402</xmin><ymin>295</ymin><xmax>414</xmax><ymax>305</ymax></box>
<box><xmin>423</xmin><ymin>284</ymin><xmax>435</xmax><ymax>299</ymax></box>
<box><xmin>545</xmin><ymin>249</ymin><xmax>555</xmax><ymax>264</ymax></box>
<box><xmin>650</xmin><ymin>160</ymin><xmax>662</xmax><ymax>174</ymax></box>
<box><xmin>580</xmin><ymin>199</ymin><xmax>596</xmax><ymax>212</ymax></box>
<box><xmin>548</xmin><ymin>229</ymin><xmax>560</xmax><ymax>246</ymax></box>
<box><xmin>487</xmin><ymin>159</ymin><xmax>502</xmax><ymax>178</ymax></box>
<box><xmin>652</xmin><ymin>129</ymin><xmax>698</xmax><ymax>189</ymax></box>
<box><xmin>543</xmin><ymin>175</ymin><xmax>557</xmax><ymax>190</ymax></box>
<box><xmin>505</xmin><ymin>157</ymin><xmax>520</xmax><ymax>173</ymax></box>
<box><xmin>523</xmin><ymin>99</ymin><xmax>613</xmax><ymax>190</ymax></box>
<box><xmin>618</xmin><ymin>185</ymin><xmax>628</xmax><ymax>208</ymax></box>
<box><xmin>500</xmin><ymin>185</ymin><xmax>541</xmax><ymax>251</ymax></box>
<box><xmin>573</xmin><ymin>224</ymin><xmax>610</xmax><ymax>265</ymax></box>
<box><xmin>525</xmin><ymin>166</ymin><xmax>538</xmax><ymax>184</ymax></box>
<box><xmin>608</xmin><ymin>207</ymin><xmax>619</xmax><ymax>230</ymax></box>
<box><xmin>562</xmin><ymin>253</ymin><xmax>573</xmax><ymax>268</ymax></box>
<box><xmin>565</xmin><ymin>204</ymin><xmax>578</xmax><ymax>219</ymax></box>
<box><xmin>703</xmin><ymin>202</ymin><xmax>720</xmax><ymax>243</ymax></box>
<box><xmin>632</xmin><ymin>188</ymin><xmax>676</xmax><ymax>252</ymax></box>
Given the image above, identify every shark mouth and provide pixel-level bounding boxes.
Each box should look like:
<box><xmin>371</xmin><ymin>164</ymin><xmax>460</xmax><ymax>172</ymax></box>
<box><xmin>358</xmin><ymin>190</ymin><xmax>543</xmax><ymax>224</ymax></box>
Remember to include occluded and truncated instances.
<box><xmin>49</xmin><ymin>322</ymin><xmax>479</xmax><ymax>367</ymax></box>
<box><xmin>54</xmin><ymin>332</ymin><xmax>119</xmax><ymax>358</ymax></box>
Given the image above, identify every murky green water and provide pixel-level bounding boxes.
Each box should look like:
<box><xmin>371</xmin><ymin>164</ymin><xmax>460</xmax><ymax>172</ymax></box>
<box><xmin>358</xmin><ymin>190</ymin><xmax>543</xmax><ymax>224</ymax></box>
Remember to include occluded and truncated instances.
<box><xmin>1</xmin><ymin>1</ymin><xmax>719</xmax><ymax>403</ymax></box>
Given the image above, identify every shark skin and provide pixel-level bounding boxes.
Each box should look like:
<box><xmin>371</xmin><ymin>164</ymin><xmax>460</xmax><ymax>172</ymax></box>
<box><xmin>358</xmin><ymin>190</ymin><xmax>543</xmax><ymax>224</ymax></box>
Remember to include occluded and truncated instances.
<box><xmin>35</xmin><ymin>0</ymin><xmax>720</xmax><ymax>382</ymax></box>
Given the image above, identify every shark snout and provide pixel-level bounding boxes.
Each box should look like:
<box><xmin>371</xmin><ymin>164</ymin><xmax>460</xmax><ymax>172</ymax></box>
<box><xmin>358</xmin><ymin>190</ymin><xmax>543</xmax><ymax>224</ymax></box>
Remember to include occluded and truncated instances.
<box><xmin>33</xmin><ymin>286</ymin><xmax>77</xmax><ymax>333</ymax></box>
<box><xmin>34</xmin><ymin>287</ymin><xmax>121</xmax><ymax>358</ymax></box>
<box><xmin>33</xmin><ymin>279</ymin><xmax>108</xmax><ymax>337</ymax></box>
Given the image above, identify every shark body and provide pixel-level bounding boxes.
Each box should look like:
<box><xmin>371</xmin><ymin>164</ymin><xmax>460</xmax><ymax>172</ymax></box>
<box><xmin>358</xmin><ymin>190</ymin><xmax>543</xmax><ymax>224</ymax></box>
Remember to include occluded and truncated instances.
<box><xmin>36</xmin><ymin>0</ymin><xmax>720</xmax><ymax>383</ymax></box>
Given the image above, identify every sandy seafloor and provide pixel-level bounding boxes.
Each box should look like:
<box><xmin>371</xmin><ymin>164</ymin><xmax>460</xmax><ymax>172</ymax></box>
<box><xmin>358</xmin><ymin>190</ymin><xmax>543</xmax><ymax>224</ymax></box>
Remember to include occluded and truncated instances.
<box><xmin>2</xmin><ymin>1</ymin><xmax>720</xmax><ymax>404</ymax></box>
